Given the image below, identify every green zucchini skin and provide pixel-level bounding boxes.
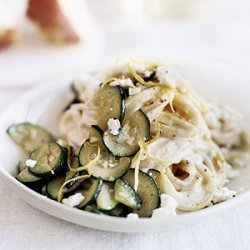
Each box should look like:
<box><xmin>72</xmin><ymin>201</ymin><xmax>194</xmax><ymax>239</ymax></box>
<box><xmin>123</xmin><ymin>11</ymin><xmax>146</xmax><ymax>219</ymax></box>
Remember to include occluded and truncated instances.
<box><xmin>77</xmin><ymin>178</ymin><xmax>103</xmax><ymax>209</ymax></box>
<box><xmin>16</xmin><ymin>167</ymin><xmax>49</xmax><ymax>191</ymax></box>
<box><xmin>46</xmin><ymin>176</ymin><xmax>65</xmax><ymax>200</ymax></box>
<box><xmin>103</xmin><ymin>109</ymin><xmax>150</xmax><ymax>157</ymax></box>
<box><xmin>84</xmin><ymin>205</ymin><xmax>103</xmax><ymax>215</ymax></box>
<box><xmin>123</xmin><ymin>169</ymin><xmax>160</xmax><ymax>217</ymax></box>
<box><xmin>7</xmin><ymin>123</ymin><xmax>54</xmax><ymax>152</ymax></box>
<box><xmin>108</xmin><ymin>204</ymin><xmax>128</xmax><ymax>217</ymax></box>
<box><xmin>29</xmin><ymin>143</ymin><xmax>67</xmax><ymax>177</ymax></box>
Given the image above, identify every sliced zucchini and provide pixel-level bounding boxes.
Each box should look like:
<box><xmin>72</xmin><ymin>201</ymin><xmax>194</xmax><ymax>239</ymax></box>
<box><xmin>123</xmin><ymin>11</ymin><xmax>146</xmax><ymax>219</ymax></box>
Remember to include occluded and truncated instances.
<box><xmin>123</xmin><ymin>169</ymin><xmax>160</xmax><ymax>217</ymax></box>
<box><xmin>65</xmin><ymin>156</ymin><xmax>80</xmax><ymax>190</ymax></box>
<box><xmin>79</xmin><ymin>128</ymin><xmax>131</xmax><ymax>181</ymax></box>
<box><xmin>108</xmin><ymin>204</ymin><xmax>126</xmax><ymax>217</ymax></box>
<box><xmin>77</xmin><ymin>178</ymin><xmax>103</xmax><ymax>208</ymax></box>
<box><xmin>103</xmin><ymin>109</ymin><xmax>150</xmax><ymax>157</ymax></box>
<box><xmin>93</xmin><ymin>85</ymin><xmax>126</xmax><ymax>130</ymax></box>
<box><xmin>85</xmin><ymin>205</ymin><xmax>103</xmax><ymax>215</ymax></box>
<box><xmin>41</xmin><ymin>185</ymin><xmax>48</xmax><ymax>196</ymax></box>
<box><xmin>29</xmin><ymin>143</ymin><xmax>67</xmax><ymax>177</ymax></box>
<box><xmin>16</xmin><ymin>167</ymin><xmax>42</xmax><ymax>184</ymax></box>
<box><xmin>96</xmin><ymin>183</ymin><xmax>118</xmax><ymax>211</ymax></box>
<box><xmin>46</xmin><ymin>162</ymin><xmax>82</xmax><ymax>200</ymax></box>
<box><xmin>114</xmin><ymin>179</ymin><xmax>141</xmax><ymax>210</ymax></box>
<box><xmin>46</xmin><ymin>176</ymin><xmax>65</xmax><ymax>200</ymax></box>
<box><xmin>88</xmin><ymin>125</ymin><xmax>105</xmax><ymax>149</ymax></box>
<box><xmin>7</xmin><ymin>123</ymin><xmax>54</xmax><ymax>152</ymax></box>
<box><xmin>147</xmin><ymin>169</ymin><xmax>160</xmax><ymax>180</ymax></box>
<box><xmin>18</xmin><ymin>161</ymin><xmax>26</xmax><ymax>173</ymax></box>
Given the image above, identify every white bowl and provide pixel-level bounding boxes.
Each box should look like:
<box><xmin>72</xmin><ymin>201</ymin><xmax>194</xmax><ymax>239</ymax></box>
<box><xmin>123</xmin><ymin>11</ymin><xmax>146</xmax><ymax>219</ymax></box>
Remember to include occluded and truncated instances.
<box><xmin>0</xmin><ymin>61</ymin><xmax>249</xmax><ymax>232</ymax></box>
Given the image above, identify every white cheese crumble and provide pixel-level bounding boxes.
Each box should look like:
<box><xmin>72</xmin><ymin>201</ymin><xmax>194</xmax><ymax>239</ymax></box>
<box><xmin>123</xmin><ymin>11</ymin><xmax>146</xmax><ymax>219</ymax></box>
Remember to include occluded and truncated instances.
<box><xmin>107</xmin><ymin>118</ymin><xmax>121</xmax><ymax>135</ymax></box>
<box><xmin>156</xmin><ymin>66</ymin><xmax>179</xmax><ymax>88</ymax></box>
<box><xmin>25</xmin><ymin>159</ymin><xmax>37</xmax><ymax>168</ymax></box>
<box><xmin>152</xmin><ymin>194</ymin><xmax>177</xmax><ymax>218</ymax></box>
<box><xmin>212</xmin><ymin>187</ymin><xmax>236</xmax><ymax>204</ymax></box>
<box><xmin>126</xmin><ymin>213</ymin><xmax>139</xmax><ymax>220</ymax></box>
<box><xmin>110</xmin><ymin>78</ymin><xmax>134</xmax><ymax>88</ymax></box>
<box><xmin>62</xmin><ymin>193</ymin><xmax>85</xmax><ymax>207</ymax></box>
<box><xmin>128</xmin><ymin>86</ymin><xmax>141</xmax><ymax>96</ymax></box>
<box><xmin>130</xmin><ymin>63</ymin><xmax>152</xmax><ymax>78</ymax></box>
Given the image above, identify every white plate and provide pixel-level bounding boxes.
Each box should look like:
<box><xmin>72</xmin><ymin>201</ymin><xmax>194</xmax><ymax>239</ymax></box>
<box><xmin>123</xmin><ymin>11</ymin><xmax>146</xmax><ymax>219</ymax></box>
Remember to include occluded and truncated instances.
<box><xmin>0</xmin><ymin>61</ymin><xmax>250</xmax><ymax>232</ymax></box>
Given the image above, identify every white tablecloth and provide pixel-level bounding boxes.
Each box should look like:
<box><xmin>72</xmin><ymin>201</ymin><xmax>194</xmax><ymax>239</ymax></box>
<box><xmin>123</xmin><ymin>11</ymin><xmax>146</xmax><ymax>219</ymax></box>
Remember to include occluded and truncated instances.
<box><xmin>1</xmin><ymin>21</ymin><xmax>250</xmax><ymax>250</ymax></box>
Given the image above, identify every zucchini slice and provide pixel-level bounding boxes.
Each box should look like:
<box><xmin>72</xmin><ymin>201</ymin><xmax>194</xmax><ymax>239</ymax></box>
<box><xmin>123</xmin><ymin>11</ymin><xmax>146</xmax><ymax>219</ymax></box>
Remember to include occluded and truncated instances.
<box><xmin>18</xmin><ymin>161</ymin><xmax>27</xmax><ymax>173</ymax></box>
<box><xmin>77</xmin><ymin>178</ymin><xmax>103</xmax><ymax>208</ymax></box>
<box><xmin>103</xmin><ymin>109</ymin><xmax>150</xmax><ymax>157</ymax></box>
<box><xmin>64</xmin><ymin>156</ymin><xmax>80</xmax><ymax>190</ymax></box>
<box><xmin>41</xmin><ymin>185</ymin><xmax>48</xmax><ymax>196</ymax></box>
<box><xmin>147</xmin><ymin>169</ymin><xmax>161</xmax><ymax>180</ymax></box>
<box><xmin>7</xmin><ymin>123</ymin><xmax>54</xmax><ymax>152</ymax></box>
<box><xmin>108</xmin><ymin>204</ymin><xmax>126</xmax><ymax>217</ymax></box>
<box><xmin>46</xmin><ymin>160</ymin><xmax>83</xmax><ymax>200</ymax></box>
<box><xmin>88</xmin><ymin>125</ymin><xmax>105</xmax><ymax>149</ymax></box>
<box><xmin>46</xmin><ymin>176</ymin><xmax>65</xmax><ymax>200</ymax></box>
<box><xmin>96</xmin><ymin>183</ymin><xmax>118</xmax><ymax>211</ymax></box>
<box><xmin>93</xmin><ymin>85</ymin><xmax>126</xmax><ymax>130</ymax></box>
<box><xmin>29</xmin><ymin>143</ymin><xmax>67</xmax><ymax>177</ymax></box>
<box><xmin>114</xmin><ymin>179</ymin><xmax>141</xmax><ymax>210</ymax></box>
<box><xmin>16</xmin><ymin>167</ymin><xmax>42</xmax><ymax>184</ymax></box>
<box><xmin>85</xmin><ymin>205</ymin><xmax>103</xmax><ymax>215</ymax></box>
<box><xmin>79</xmin><ymin>127</ymin><xmax>131</xmax><ymax>181</ymax></box>
<box><xmin>123</xmin><ymin>169</ymin><xmax>160</xmax><ymax>217</ymax></box>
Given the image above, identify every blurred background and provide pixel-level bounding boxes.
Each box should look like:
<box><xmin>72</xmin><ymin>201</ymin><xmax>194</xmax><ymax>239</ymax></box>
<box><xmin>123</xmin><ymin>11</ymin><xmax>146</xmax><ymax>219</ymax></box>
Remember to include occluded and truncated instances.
<box><xmin>0</xmin><ymin>0</ymin><xmax>249</xmax><ymax>87</ymax></box>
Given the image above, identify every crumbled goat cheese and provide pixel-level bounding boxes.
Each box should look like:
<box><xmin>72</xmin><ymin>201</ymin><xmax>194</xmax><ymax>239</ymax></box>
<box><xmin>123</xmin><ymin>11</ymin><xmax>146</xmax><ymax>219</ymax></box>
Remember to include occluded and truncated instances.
<box><xmin>212</xmin><ymin>187</ymin><xmax>236</xmax><ymax>204</ymax></box>
<box><xmin>144</xmin><ymin>70</ymin><xmax>152</xmax><ymax>78</ymax></box>
<box><xmin>156</xmin><ymin>66</ymin><xmax>179</xmax><ymax>88</ymax></box>
<box><xmin>109</xmin><ymin>176</ymin><xmax>115</xmax><ymax>181</ymax></box>
<box><xmin>62</xmin><ymin>193</ymin><xmax>85</xmax><ymax>207</ymax></box>
<box><xmin>131</xmin><ymin>63</ymin><xmax>152</xmax><ymax>78</ymax></box>
<box><xmin>110</xmin><ymin>78</ymin><xmax>134</xmax><ymax>88</ymax></box>
<box><xmin>129</xmin><ymin>86</ymin><xmax>141</xmax><ymax>96</ymax></box>
<box><xmin>152</xmin><ymin>194</ymin><xmax>177</xmax><ymax>218</ymax></box>
<box><xmin>127</xmin><ymin>213</ymin><xmax>139</xmax><ymax>219</ymax></box>
<box><xmin>25</xmin><ymin>159</ymin><xmax>37</xmax><ymax>168</ymax></box>
<box><xmin>107</xmin><ymin>118</ymin><xmax>121</xmax><ymax>135</ymax></box>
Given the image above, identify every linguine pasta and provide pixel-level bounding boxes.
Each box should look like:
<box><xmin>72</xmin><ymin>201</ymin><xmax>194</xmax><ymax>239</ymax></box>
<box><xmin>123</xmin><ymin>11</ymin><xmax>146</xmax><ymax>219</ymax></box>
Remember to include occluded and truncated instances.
<box><xmin>59</xmin><ymin>60</ymin><xmax>250</xmax><ymax>213</ymax></box>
